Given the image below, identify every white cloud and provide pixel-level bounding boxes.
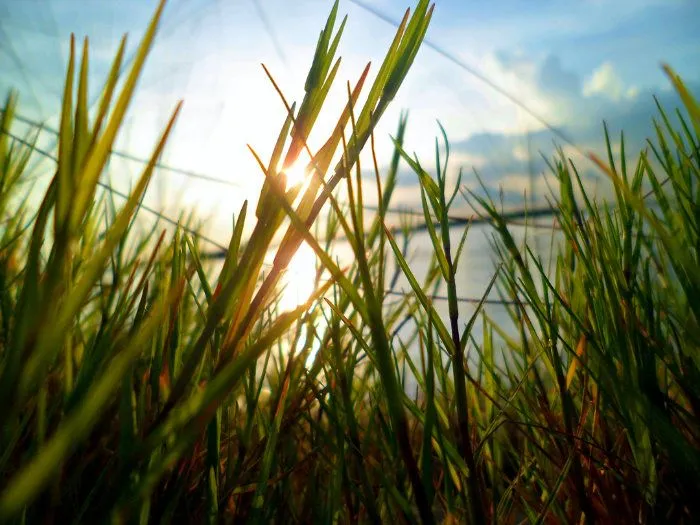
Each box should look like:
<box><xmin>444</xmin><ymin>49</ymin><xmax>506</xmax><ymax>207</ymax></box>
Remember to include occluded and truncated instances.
<box><xmin>583</xmin><ymin>62</ymin><xmax>637</xmax><ymax>102</ymax></box>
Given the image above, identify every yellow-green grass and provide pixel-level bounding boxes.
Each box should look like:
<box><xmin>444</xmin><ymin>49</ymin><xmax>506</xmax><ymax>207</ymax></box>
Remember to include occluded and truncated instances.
<box><xmin>0</xmin><ymin>0</ymin><xmax>698</xmax><ymax>523</ymax></box>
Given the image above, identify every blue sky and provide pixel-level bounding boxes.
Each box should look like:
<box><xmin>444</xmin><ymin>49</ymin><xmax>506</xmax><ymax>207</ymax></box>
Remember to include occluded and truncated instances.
<box><xmin>1</xmin><ymin>0</ymin><xmax>698</xmax><ymax>240</ymax></box>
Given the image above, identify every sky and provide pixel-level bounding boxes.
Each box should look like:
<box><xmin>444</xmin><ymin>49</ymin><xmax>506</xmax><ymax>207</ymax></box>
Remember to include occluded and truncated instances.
<box><xmin>1</xmin><ymin>0</ymin><xmax>698</xmax><ymax>244</ymax></box>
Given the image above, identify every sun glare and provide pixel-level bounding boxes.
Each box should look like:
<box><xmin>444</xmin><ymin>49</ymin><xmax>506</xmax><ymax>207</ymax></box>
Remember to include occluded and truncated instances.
<box><xmin>283</xmin><ymin>161</ymin><xmax>309</xmax><ymax>187</ymax></box>
<box><xmin>279</xmin><ymin>242</ymin><xmax>317</xmax><ymax>312</ymax></box>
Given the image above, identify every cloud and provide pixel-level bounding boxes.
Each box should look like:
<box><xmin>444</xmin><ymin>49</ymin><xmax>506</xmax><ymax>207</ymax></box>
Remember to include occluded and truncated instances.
<box><xmin>221</xmin><ymin>46</ymin><xmax>699</xmax><ymax>216</ymax></box>
<box><xmin>468</xmin><ymin>50</ymin><xmax>592</xmax><ymax>132</ymax></box>
<box><xmin>440</xmin><ymin>52</ymin><xmax>700</xmax><ymax>207</ymax></box>
<box><xmin>583</xmin><ymin>61</ymin><xmax>638</xmax><ymax>101</ymax></box>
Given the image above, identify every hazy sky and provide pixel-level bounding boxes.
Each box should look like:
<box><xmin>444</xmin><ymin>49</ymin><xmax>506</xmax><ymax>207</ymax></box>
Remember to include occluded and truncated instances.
<box><xmin>1</xmin><ymin>0</ymin><xmax>698</xmax><ymax>240</ymax></box>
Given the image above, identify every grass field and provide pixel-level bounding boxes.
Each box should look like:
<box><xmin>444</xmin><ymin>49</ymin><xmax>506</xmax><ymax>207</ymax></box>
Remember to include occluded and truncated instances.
<box><xmin>0</xmin><ymin>1</ymin><xmax>699</xmax><ymax>523</ymax></box>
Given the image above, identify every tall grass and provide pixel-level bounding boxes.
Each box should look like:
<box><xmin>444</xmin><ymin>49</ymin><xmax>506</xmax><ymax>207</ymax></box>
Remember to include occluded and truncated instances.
<box><xmin>0</xmin><ymin>0</ymin><xmax>698</xmax><ymax>523</ymax></box>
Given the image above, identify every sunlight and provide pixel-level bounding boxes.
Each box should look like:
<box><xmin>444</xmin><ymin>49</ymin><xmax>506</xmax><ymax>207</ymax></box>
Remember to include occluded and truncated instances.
<box><xmin>279</xmin><ymin>242</ymin><xmax>317</xmax><ymax>313</ymax></box>
<box><xmin>283</xmin><ymin>160</ymin><xmax>309</xmax><ymax>187</ymax></box>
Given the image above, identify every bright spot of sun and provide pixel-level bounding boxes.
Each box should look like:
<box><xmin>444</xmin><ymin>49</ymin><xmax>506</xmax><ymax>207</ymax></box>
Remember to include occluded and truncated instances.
<box><xmin>283</xmin><ymin>160</ymin><xmax>309</xmax><ymax>187</ymax></box>
<box><xmin>279</xmin><ymin>242</ymin><xmax>317</xmax><ymax>313</ymax></box>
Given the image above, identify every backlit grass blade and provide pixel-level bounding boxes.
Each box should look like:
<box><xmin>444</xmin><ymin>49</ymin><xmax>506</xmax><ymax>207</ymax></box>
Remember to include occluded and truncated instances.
<box><xmin>56</xmin><ymin>35</ymin><xmax>75</xmax><ymax>232</ymax></box>
<box><xmin>18</xmin><ymin>102</ymin><xmax>182</xmax><ymax>401</ymax></box>
<box><xmin>70</xmin><ymin>0</ymin><xmax>167</xmax><ymax>228</ymax></box>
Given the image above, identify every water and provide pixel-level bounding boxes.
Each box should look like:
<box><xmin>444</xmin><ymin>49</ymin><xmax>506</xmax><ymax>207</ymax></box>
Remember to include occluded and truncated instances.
<box><xmin>268</xmin><ymin>221</ymin><xmax>560</xmax><ymax>385</ymax></box>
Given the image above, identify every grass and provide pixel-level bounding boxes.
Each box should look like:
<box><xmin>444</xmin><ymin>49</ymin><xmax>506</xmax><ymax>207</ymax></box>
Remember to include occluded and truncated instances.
<box><xmin>0</xmin><ymin>0</ymin><xmax>699</xmax><ymax>523</ymax></box>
